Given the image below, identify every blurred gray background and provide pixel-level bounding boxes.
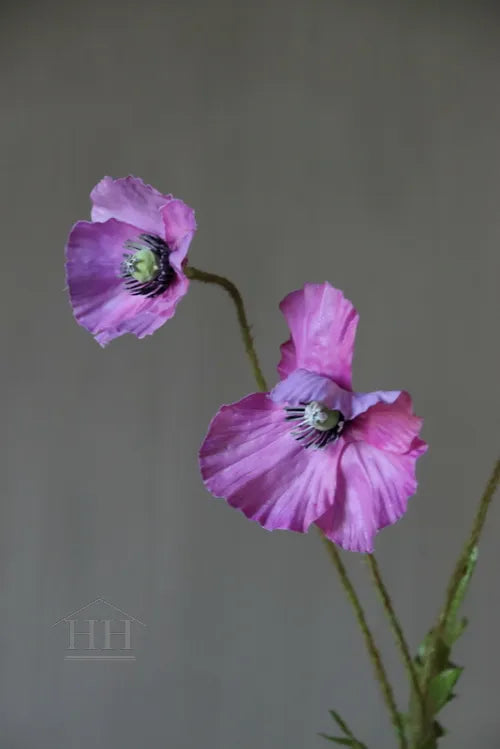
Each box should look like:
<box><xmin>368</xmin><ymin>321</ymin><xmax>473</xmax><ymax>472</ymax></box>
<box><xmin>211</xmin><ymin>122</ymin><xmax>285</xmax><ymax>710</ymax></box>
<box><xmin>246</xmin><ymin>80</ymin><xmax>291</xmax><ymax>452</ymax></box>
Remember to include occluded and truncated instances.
<box><xmin>1</xmin><ymin>0</ymin><xmax>500</xmax><ymax>747</ymax></box>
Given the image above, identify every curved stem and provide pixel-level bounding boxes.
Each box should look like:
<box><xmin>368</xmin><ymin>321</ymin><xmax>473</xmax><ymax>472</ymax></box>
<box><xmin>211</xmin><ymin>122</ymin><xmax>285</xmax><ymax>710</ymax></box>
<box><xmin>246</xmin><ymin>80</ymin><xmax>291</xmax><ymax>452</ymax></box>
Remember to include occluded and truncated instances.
<box><xmin>186</xmin><ymin>265</ymin><xmax>268</xmax><ymax>392</ymax></box>
<box><xmin>322</xmin><ymin>538</ymin><xmax>407</xmax><ymax>749</ymax></box>
<box><xmin>367</xmin><ymin>555</ymin><xmax>425</xmax><ymax>721</ymax></box>
<box><xmin>423</xmin><ymin>456</ymin><xmax>500</xmax><ymax>692</ymax></box>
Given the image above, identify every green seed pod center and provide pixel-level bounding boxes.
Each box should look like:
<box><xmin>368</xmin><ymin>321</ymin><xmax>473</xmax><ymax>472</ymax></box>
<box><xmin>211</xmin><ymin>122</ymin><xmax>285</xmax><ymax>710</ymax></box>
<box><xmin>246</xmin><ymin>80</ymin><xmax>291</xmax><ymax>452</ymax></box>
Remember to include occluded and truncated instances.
<box><xmin>129</xmin><ymin>248</ymin><xmax>159</xmax><ymax>283</ymax></box>
<box><xmin>305</xmin><ymin>401</ymin><xmax>342</xmax><ymax>431</ymax></box>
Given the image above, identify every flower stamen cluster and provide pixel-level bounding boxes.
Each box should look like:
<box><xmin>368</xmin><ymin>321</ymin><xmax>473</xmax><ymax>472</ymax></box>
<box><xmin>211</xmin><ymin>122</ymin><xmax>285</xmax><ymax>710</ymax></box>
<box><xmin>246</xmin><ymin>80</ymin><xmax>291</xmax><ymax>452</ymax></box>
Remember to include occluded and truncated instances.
<box><xmin>121</xmin><ymin>234</ymin><xmax>174</xmax><ymax>298</ymax></box>
<box><xmin>285</xmin><ymin>401</ymin><xmax>345</xmax><ymax>449</ymax></box>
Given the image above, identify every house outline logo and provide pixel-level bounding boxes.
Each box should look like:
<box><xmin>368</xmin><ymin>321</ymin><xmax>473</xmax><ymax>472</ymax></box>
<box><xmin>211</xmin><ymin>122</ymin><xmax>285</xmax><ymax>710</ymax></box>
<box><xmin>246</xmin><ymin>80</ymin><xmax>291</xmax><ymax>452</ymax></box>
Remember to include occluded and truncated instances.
<box><xmin>53</xmin><ymin>598</ymin><xmax>146</xmax><ymax>661</ymax></box>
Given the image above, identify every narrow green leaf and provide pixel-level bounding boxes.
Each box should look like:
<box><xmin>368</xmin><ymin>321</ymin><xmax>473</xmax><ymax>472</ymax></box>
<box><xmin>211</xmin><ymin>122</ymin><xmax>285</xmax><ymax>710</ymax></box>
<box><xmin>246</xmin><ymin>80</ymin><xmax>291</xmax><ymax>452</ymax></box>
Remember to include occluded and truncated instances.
<box><xmin>416</xmin><ymin>629</ymin><xmax>434</xmax><ymax>663</ymax></box>
<box><xmin>322</xmin><ymin>710</ymin><xmax>367</xmax><ymax>747</ymax></box>
<box><xmin>420</xmin><ymin>738</ymin><xmax>439</xmax><ymax>749</ymax></box>
<box><xmin>444</xmin><ymin>546</ymin><xmax>478</xmax><ymax>646</ymax></box>
<box><xmin>319</xmin><ymin>735</ymin><xmax>365</xmax><ymax>747</ymax></box>
<box><xmin>428</xmin><ymin>667</ymin><xmax>463</xmax><ymax>714</ymax></box>
<box><xmin>415</xmin><ymin>629</ymin><xmax>440</xmax><ymax>666</ymax></box>
<box><xmin>432</xmin><ymin>720</ymin><xmax>446</xmax><ymax>738</ymax></box>
<box><xmin>415</xmin><ymin>629</ymin><xmax>451</xmax><ymax>684</ymax></box>
<box><xmin>447</xmin><ymin>615</ymin><xmax>468</xmax><ymax>645</ymax></box>
<box><xmin>328</xmin><ymin>710</ymin><xmax>353</xmax><ymax>736</ymax></box>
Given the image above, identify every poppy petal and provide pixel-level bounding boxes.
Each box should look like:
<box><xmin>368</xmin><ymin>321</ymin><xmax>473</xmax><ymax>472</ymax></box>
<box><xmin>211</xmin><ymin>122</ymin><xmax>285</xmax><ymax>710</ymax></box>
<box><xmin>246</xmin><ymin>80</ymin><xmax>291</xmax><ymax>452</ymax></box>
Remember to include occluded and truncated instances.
<box><xmin>199</xmin><ymin>393</ymin><xmax>341</xmax><ymax>532</ymax></box>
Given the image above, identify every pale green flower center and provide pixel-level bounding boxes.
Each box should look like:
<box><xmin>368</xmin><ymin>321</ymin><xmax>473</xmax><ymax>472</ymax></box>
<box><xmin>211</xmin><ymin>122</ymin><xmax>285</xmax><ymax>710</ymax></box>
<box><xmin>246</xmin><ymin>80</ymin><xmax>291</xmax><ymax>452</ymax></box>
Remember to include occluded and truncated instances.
<box><xmin>127</xmin><ymin>247</ymin><xmax>160</xmax><ymax>283</ymax></box>
<box><xmin>285</xmin><ymin>401</ymin><xmax>345</xmax><ymax>450</ymax></box>
<box><xmin>303</xmin><ymin>401</ymin><xmax>342</xmax><ymax>431</ymax></box>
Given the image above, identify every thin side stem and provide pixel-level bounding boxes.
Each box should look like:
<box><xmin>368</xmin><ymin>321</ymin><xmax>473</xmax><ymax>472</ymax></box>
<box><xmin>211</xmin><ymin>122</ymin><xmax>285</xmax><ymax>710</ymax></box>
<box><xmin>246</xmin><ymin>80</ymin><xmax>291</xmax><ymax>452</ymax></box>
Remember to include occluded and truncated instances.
<box><xmin>322</xmin><ymin>537</ymin><xmax>407</xmax><ymax>749</ymax></box>
<box><xmin>186</xmin><ymin>265</ymin><xmax>268</xmax><ymax>392</ymax></box>
<box><xmin>367</xmin><ymin>555</ymin><xmax>425</xmax><ymax>721</ymax></box>
<box><xmin>424</xmin><ymin>456</ymin><xmax>500</xmax><ymax>692</ymax></box>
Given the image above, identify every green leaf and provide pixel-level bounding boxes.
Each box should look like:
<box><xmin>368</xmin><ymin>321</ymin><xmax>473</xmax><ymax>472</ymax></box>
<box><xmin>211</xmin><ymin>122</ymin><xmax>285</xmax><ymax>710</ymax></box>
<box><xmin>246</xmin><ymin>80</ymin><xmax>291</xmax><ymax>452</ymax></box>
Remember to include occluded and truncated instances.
<box><xmin>416</xmin><ymin>629</ymin><xmax>438</xmax><ymax>665</ymax></box>
<box><xmin>432</xmin><ymin>720</ymin><xmax>446</xmax><ymax>738</ymax></box>
<box><xmin>328</xmin><ymin>710</ymin><xmax>355</xmax><ymax>737</ymax></box>
<box><xmin>419</xmin><ymin>738</ymin><xmax>438</xmax><ymax>749</ymax></box>
<box><xmin>415</xmin><ymin>629</ymin><xmax>451</xmax><ymax>683</ymax></box>
<box><xmin>444</xmin><ymin>546</ymin><xmax>478</xmax><ymax>646</ymax></box>
<box><xmin>428</xmin><ymin>667</ymin><xmax>463</xmax><ymax>714</ymax></box>
<box><xmin>396</xmin><ymin>712</ymin><xmax>409</xmax><ymax>741</ymax></box>
<box><xmin>320</xmin><ymin>711</ymin><xmax>368</xmax><ymax>748</ymax></box>
<box><xmin>319</xmin><ymin>735</ymin><xmax>366</xmax><ymax>747</ymax></box>
<box><xmin>447</xmin><ymin>615</ymin><xmax>468</xmax><ymax>646</ymax></box>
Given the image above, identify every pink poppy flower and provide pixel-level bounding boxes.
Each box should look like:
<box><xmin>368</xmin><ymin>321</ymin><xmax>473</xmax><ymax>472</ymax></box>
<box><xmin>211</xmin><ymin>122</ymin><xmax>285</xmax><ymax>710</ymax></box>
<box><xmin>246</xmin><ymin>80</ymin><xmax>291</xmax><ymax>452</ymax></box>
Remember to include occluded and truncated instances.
<box><xmin>65</xmin><ymin>176</ymin><xmax>196</xmax><ymax>346</ymax></box>
<box><xmin>199</xmin><ymin>283</ymin><xmax>426</xmax><ymax>552</ymax></box>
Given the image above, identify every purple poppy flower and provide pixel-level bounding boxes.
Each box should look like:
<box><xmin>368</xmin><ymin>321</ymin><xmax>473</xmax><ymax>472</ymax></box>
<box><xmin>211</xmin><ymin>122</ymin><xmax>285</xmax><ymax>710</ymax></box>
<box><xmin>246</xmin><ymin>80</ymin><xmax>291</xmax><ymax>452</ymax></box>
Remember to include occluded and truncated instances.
<box><xmin>199</xmin><ymin>283</ymin><xmax>426</xmax><ymax>552</ymax></box>
<box><xmin>65</xmin><ymin>176</ymin><xmax>196</xmax><ymax>346</ymax></box>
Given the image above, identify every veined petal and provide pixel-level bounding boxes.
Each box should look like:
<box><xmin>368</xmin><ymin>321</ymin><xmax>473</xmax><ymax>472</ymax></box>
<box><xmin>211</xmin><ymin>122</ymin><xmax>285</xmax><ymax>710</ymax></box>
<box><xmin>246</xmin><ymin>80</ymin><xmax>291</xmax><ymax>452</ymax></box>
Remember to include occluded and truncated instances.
<box><xmin>199</xmin><ymin>393</ymin><xmax>340</xmax><ymax>532</ymax></box>
<box><xmin>278</xmin><ymin>283</ymin><xmax>359</xmax><ymax>389</ymax></box>
<box><xmin>316</xmin><ymin>441</ymin><xmax>419</xmax><ymax>552</ymax></box>
<box><xmin>95</xmin><ymin>272</ymin><xmax>190</xmax><ymax>345</ymax></box>
<box><xmin>66</xmin><ymin>219</ymin><xmax>144</xmax><ymax>334</ymax></box>
<box><xmin>161</xmin><ymin>199</ymin><xmax>197</xmax><ymax>264</ymax></box>
<box><xmin>346</xmin><ymin>391</ymin><xmax>427</xmax><ymax>454</ymax></box>
<box><xmin>65</xmin><ymin>219</ymin><xmax>188</xmax><ymax>346</ymax></box>
<box><xmin>90</xmin><ymin>176</ymin><xmax>172</xmax><ymax>236</ymax></box>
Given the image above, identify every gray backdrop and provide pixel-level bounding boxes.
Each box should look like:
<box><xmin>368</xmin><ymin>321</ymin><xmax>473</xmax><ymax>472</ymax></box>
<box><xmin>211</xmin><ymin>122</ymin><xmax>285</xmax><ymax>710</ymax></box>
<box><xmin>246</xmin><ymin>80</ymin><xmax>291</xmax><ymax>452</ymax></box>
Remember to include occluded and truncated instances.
<box><xmin>1</xmin><ymin>1</ymin><xmax>500</xmax><ymax>747</ymax></box>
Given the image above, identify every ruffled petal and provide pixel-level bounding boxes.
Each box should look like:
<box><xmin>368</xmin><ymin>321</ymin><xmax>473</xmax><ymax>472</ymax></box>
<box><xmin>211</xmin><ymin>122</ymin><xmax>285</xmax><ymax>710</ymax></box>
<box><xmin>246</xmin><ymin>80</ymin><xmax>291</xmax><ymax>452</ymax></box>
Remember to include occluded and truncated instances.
<box><xmin>65</xmin><ymin>219</ymin><xmax>188</xmax><ymax>346</ymax></box>
<box><xmin>277</xmin><ymin>339</ymin><xmax>296</xmax><ymax>380</ymax></box>
<box><xmin>316</xmin><ymin>441</ymin><xmax>420</xmax><ymax>552</ymax></box>
<box><xmin>199</xmin><ymin>393</ymin><xmax>341</xmax><ymax>532</ymax></box>
<box><xmin>270</xmin><ymin>369</ymin><xmax>354</xmax><ymax>415</ymax></box>
<box><xmin>90</xmin><ymin>176</ymin><xmax>172</xmax><ymax>236</ymax></box>
<box><xmin>348</xmin><ymin>388</ymin><xmax>402</xmax><ymax>420</ymax></box>
<box><xmin>94</xmin><ymin>272</ymin><xmax>189</xmax><ymax>345</ymax></box>
<box><xmin>270</xmin><ymin>369</ymin><xmax>400</xmax><ymax>421</ymax></box>
<box><xmin>278</xmin><ymin>283</ymin><xmax>359</xmax><ymax>389</ymax></box>
<box><xmin>409</xmin><ymin>437</ymin><xmax>428</xmax><ymax>457</ymax></box>
<box><xmin>161</xmin><ymin>199</ymin><xmax>197</xmax><ymax>264</ymax></box>
<box><xmin>346</xmin><ymin>391</ymin><xmax>427</xmax><ymax>454</ymax></box>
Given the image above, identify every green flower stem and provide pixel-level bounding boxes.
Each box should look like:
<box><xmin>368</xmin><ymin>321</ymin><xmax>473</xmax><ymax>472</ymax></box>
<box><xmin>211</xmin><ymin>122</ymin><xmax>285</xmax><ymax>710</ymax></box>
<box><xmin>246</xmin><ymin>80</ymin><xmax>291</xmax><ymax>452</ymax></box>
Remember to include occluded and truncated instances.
<box><xmin>322</xmin><ymin>537</ymin><xmax>407</xmax><ymax>749</ymax></box>
<box><xmin>423</xmin><ymin>456</ymin><xmax>500</xmax><ymax>694</ymax></box>
<box><xmin>186</xmin><ymin>266</ymin><xmax>268</xmax><ymax>392</ymax></box>
<box><xmin>367</xmin><ymin>555</ymin><xmax>425</xmax><ymax>721</ymax></box>
<box><xmin>192</xmin><ymin>267</ymin><xmax>404</xmax><ymax>747</ymax></box>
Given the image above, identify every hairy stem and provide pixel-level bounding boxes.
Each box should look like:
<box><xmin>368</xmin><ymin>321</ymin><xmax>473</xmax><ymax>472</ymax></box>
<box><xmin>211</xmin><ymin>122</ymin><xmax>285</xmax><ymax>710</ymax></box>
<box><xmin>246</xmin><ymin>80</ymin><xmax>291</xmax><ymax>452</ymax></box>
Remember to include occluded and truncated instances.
<box><xmin>367</xmin><ymin>555</ymin><xmax>425</xmax><ymax>721</ymax></box>
<box><xmin>186</xmin><ymin>265</ymin><xmax>268</xmax><ymax>392</ymax></box>
<box><xmin>322</xmin><ymin>538</ymin><xmax>407</xmax><ymax>748</ymax></box>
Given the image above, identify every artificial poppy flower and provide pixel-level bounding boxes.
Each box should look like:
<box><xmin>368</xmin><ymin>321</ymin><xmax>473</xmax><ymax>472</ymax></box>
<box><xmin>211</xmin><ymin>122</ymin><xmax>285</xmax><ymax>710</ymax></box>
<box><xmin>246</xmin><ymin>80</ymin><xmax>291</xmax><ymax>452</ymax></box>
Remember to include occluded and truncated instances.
<box><xmin>66</xmin><ymin>176</ymin><xmax>196</xmax><ymax>345</ymax></box>
<box><xmin>199</xmin><ymin>283</ymin><xmax>426</xmax><ymax>552</ymax></box>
